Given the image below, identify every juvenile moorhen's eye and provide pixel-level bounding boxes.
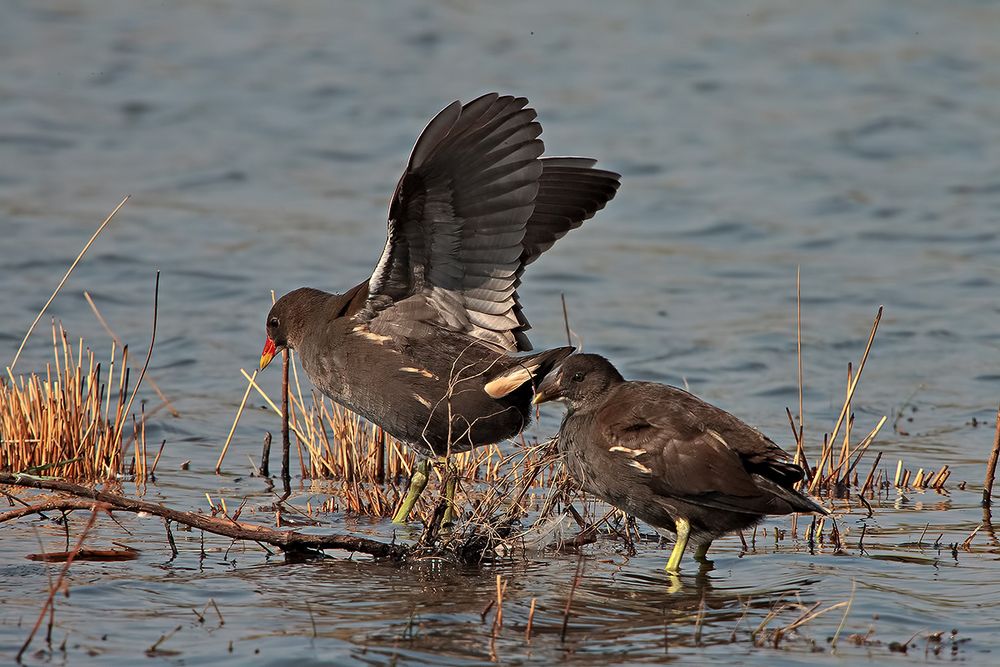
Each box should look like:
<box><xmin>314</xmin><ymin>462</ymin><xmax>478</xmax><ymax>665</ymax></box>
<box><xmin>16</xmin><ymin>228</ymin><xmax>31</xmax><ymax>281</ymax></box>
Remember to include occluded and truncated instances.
<box><xmin>572</xmin><ymin>372</ymin><xmax>585</xmax><ymax>383</ymax></box>
<box><xmin>269</xmin><ymin>317</ymin><xmax>280</xmax><ymax>328</ymax></box>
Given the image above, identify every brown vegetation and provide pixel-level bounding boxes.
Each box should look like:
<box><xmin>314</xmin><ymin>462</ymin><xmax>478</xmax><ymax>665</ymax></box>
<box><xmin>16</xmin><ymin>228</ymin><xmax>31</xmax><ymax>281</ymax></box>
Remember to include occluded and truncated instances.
<box><xmin>1</xmin><ymin>322</ymin><xmax>160</xmax><ymax>483</ymax></box>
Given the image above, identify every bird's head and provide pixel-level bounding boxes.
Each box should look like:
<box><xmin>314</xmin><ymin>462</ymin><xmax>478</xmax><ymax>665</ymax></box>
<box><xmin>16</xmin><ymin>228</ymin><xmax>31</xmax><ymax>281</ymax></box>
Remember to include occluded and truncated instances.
<box><xmin>259</xmin><ymin>288</ymin><xmax>326</xmax><ymax>371</ymax></box>
<box><xmin>533</xmin><ymin>353</ymin><xmax>625</xmax><ymax>409</ymax></box>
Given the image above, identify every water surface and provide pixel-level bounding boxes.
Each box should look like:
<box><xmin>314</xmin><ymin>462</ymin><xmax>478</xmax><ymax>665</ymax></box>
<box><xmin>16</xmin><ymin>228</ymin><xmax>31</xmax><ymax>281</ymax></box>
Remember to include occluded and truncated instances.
<box><xmin>2</xmin><ymin>1</ymin><xmax>1000</xmax><ymax>664</ymax></box>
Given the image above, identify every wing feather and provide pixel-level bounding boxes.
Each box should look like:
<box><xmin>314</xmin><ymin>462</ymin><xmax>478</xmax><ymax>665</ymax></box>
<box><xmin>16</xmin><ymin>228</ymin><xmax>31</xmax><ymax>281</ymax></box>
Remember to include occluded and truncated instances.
<box><xmin>598</xmin><ymin>383</ymin><xmax>807</xmax><ymax>515</ymax></box>
<box><xmin>365</xmin><ymin>95</ymin><xmax>619</xmax><ymax>351</ymax></box>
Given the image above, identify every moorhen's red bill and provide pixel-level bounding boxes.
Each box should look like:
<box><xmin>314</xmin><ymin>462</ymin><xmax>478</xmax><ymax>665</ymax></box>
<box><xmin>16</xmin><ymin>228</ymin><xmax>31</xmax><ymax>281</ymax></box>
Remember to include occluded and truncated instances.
<box><xmin>534</xmin><ymin>353</ymin><xmax>827</xmax><ymax>574</ymax></box>
<box><xmin>260</xmin><ymin>94</ymin><xmax>620</xmax><ymax>463</ymax></box>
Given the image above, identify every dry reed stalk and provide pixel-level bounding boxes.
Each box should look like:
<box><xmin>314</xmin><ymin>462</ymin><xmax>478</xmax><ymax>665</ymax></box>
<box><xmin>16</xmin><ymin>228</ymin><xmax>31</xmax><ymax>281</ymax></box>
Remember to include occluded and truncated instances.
<box><xmin>216</xmin><ymin>370</ymin><xmax>258</xmax><ymax>473</ymax></box>
<box><xmin>795</xmin><ymin>266</ymin><xmax>805</xmax><ymax>467</ymax></box>
<box><xmin>807</xmin><ymin>307</ymin><xmax>883</xmax><ymax>496</ymax></box>
<box><xmin>984</xmin><ymin>403</ymin><xmax>1000</xmax><ymax>507</ymax></box>
<box><xmin>83</xmin><ymin>291</ymin><xmax>178</xmax><ymax>417</ymax></box>
<box><xmin>560</xmin><ymin>554</ymin><xmax>584</xmax><ymax>643</ymax></box>
<box><xmin>888</xmin><ymin>460</ymin><xmax>952</xmax><ymax>493</ymax></box>
<box><xmin>1</xmin><ymin>323</ymin><xmax>155</xmax><ymax>483</ymax></box>
<box><xmin>860</xmin><ymin>451</ymin><xmax>883</xmax><ymax>497</ymax></box>
<box><xmin>9</xmin><ymin>197</ymin><xmax>129</xmax><ymax>373</ymax></box>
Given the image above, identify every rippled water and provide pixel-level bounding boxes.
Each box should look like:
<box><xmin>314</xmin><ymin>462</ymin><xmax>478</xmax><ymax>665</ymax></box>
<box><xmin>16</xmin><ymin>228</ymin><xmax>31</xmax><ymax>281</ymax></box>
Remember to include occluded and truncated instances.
<box><xmin>3</xmin><ymin>0</ymin><xmax>1000</xmax><ymax>664</ymax></box>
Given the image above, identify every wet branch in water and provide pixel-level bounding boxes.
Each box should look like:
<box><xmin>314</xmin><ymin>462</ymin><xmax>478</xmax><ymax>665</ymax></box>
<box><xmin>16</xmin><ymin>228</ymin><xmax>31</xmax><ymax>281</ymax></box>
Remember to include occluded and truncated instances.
<box><xmin>0</xmin><ymin>472</ymin><xmax>409</xmax><ymax>560</ymax></box>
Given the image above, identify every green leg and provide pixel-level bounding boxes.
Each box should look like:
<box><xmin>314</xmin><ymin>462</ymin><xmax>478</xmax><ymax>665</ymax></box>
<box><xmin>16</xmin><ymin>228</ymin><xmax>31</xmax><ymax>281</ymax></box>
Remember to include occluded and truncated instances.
<box><xmin>392</xmin><ymin>458</ymin><xmax>430</xmax><ymax>524</ymax></box>
<box><xmin>693</xmin><ymin>541</ymin><xmax>712</xmax><ymax>563</ymax></box>
<box><xmin>665</xmin><ymin>517</ymin><xmax>690</xmax><ymax>574</ymax></box>
<box><xmin>442</xmin><ymin>459</ymin><xmax>458</xmax><ymax>525</ymax></box>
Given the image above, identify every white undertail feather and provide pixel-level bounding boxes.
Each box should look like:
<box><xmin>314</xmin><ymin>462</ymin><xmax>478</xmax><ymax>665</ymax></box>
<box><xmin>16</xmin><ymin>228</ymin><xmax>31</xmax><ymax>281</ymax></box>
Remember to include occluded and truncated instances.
<box><xmin>482</xmin><ymin>363</ymin><xmax>540</xmax><ymax>399</ymax></box>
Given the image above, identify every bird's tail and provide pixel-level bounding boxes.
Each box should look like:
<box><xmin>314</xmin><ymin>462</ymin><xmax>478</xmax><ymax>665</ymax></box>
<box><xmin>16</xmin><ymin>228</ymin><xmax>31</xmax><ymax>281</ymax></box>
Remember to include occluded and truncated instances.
<box><xmin>482</xmin><ymin>346</ymin><xmax>574</xmax><ymax>399</ymax></box>
<box><xmin>753</xmin><ymin>474</ymin><xmax>830</xmax><ymax>516</ymax></box>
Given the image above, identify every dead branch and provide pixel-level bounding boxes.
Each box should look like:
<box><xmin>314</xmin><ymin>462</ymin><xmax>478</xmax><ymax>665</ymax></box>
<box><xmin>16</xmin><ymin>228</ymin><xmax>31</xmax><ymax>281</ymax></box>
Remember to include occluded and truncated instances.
<box><xmin>0</xmin><ymin>472</ymin><xmax>408</xmax><ymax>560</ymax></box>
<box><xmin>984</xmin><ymin>403</ymin><xmax>1000</xmax><ymax>508</ymax></box>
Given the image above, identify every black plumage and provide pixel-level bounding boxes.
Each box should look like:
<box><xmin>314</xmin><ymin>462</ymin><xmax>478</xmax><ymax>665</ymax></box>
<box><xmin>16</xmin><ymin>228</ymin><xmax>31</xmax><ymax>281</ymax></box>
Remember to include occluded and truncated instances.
<box><xmin>533</xmin><ymin>354</ymin><xmax>827</xmax><ymax>573</ymax></box>
<box><xmin>259</xmin><ymin>95</ymin><xmax>619</xmax><ymax>504</ymax></box>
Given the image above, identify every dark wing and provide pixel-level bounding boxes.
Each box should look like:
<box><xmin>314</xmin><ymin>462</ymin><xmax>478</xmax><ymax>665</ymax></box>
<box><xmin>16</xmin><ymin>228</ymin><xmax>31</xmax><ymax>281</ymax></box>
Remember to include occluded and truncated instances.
<box><xmin>364</xmin><ymin>94</ymin><xmax>542</xmax><ymax>351</ymax></box>
<box><xmin>522</xmin><ymin>157</ymin><xmax>620</xmax><ymax>266</ymax></box>
<box><xmin>509</xmin><ymin>157</ymin><xmax>620</xmax><ymax>347</ymax></box>
<box><xmin>598</xmin><ymin>383</ymin><xmax>811</xmax><ymax>515</ymax></box>
<box><xmin>363</xmin><ymin>94</ymin><xmax>619</xmax><ymax>352</ymax></box>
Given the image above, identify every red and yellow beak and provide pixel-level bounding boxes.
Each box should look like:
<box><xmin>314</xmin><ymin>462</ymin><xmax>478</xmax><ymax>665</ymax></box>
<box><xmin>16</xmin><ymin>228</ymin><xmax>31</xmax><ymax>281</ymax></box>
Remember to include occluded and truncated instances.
<box><xmin>259</xmin><ymin>337</ymin><xmax>277</xmax><ymax>371</ymax></box>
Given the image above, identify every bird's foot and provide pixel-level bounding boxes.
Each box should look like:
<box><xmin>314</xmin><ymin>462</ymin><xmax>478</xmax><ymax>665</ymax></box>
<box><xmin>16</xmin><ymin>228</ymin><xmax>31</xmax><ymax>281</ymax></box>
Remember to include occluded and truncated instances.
<box><xmin>692</xmin><ymin>541</ymin><xmax>713</xmax><ymax>570</ymax></box>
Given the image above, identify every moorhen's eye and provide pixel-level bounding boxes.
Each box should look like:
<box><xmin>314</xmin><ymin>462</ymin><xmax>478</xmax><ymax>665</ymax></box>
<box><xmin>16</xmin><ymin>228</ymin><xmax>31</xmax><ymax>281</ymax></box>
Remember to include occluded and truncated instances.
<box><xmin>571</xmin><ymin>371</ymin><xmax>585</xmax><ymax>383</ymax></box>
<box><xmin>268</xmin><ymin>317</ymin><xmax>280</xmax><ymax>329</ymax></box>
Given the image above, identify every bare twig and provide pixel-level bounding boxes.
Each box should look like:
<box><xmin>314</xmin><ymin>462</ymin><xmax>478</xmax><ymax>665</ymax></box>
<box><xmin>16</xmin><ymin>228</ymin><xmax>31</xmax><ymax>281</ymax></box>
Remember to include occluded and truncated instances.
<box><xmin>0</xmin><ymin>473</ymin><xmax>409</xmax><ymax>560</ymax></box>
<box><xmin>281</xmin><ymin>349</ymin><xmax>291</xmax><ymax>484</ymax></box>
<box><xmin>9</xmin><ymin>196</ymin><xmax>129</xmax><ymax>372</ymax></box>
<box><xmin>795</xmin><ymin>266</ymin><xmax>804</xmax><ymax>463</ymax></box>
<box><xmin>261</xmin><ymin>432</ymin><xmax>272</xmax><ymax>478</ymax></box>
<box><xmin>560</xmin><ymin>553</ymin><xmax>584</xmax><ymax>642</ymax></box>
<box><xmin>216</xmin><ymin>369</ymin><xmax>258</xmax><ymax>473</ymax></box>
<box><xmin>83</xmin><ymin>291</ymin><xmax>178</xmax><ymax>417</ymax></box>
<box><xmin>560</xmin><ymin>293</ymin><xmax>572</xmax><ymax>347</ymax></box>
<box><xmin>526</xmin><ymin>597</ymin><xmax>537</xmax><ymax>642</ymax></box>
<box><xmin>809</xmin><ymin>306</ymin><xmax>883</xmax><ymax>494</ymax></box>
<box><xmin>112</xmin><ymin>272</ymin><xmax>160</xmax><ymax>446</ymax></box>
<box><xmin>983</xmin><ymin>403</ymin><xmax>1000</xmax><ymax>508</ymax></box>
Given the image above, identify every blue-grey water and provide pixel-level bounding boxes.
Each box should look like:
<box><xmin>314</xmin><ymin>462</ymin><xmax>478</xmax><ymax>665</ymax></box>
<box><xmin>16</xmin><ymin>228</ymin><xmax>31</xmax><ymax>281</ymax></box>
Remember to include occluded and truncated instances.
<box><xmin>2</xmin><ymin>0</ymin><xmax>1000</xmax><ymax>664</ymax></box>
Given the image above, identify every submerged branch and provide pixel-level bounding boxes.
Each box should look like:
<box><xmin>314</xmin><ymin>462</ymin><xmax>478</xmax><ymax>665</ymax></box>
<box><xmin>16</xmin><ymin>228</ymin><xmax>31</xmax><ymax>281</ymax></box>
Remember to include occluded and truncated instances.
<box><xmin>0</xmin><ymin>472</ymin><xmax>409</xmax><ymax>560</ymax></box>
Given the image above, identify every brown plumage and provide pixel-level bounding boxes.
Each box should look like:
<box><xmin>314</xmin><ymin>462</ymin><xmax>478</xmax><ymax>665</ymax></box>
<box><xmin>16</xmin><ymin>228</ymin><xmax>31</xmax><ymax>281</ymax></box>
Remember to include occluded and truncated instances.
<box><xmin>259</xmin><ymin>94</ymin><xmax>620</xmax><ymax>464</ymax></box>
<box><xmin>534</xmin><ymin>353</ymin><xmax>827</xmax><ymax>573</ymax></box>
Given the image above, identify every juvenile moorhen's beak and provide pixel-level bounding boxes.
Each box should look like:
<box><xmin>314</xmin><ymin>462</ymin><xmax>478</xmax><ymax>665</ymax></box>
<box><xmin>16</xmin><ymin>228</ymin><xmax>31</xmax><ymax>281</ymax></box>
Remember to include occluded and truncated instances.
<box><xmin>259</xmin><ymin>337</ymin><xmax>277</xmax><ymax>371</ymax></box>
<box><xmin>532</xmin><ymin>371</ymin><xmax>562</xmax><ymax>405</ymax></box>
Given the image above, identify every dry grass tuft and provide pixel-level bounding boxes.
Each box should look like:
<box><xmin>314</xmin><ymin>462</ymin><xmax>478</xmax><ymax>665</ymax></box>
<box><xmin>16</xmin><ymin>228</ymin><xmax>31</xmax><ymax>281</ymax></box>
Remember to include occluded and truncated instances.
<box><xmin>1</xmin><ymin>322</ymin><xmax>158</xmax><ymax>483</ymax></box>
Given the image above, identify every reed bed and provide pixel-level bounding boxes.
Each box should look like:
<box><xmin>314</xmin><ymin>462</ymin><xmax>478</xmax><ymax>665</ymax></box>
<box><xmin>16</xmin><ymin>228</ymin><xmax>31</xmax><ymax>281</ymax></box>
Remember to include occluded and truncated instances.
<box><xmin>1</xmin><ymin>322</ymin><xmax>158</xmax><ymax>483</ymax></box>
<box><xmin>785</xmin><ymin>304</ymin><xmax>951</xmax><ymax>506</ymax></box>
<box><xmin>228</xmin><ymin>351</ymin><xmax>564</xmax><ymax>520</ymax></box>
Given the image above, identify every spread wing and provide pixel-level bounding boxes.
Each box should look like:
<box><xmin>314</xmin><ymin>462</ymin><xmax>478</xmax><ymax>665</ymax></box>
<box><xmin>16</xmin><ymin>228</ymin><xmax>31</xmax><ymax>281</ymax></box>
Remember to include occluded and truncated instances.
<box><xmin>363</xmin><ymin>93</ymin><xmax>619</xmax><ymax>351</ymax></box>
<box><xmin>598</xmin><ymin>384</ymin><xmax>809</xmax><ymax>515</ymax></box>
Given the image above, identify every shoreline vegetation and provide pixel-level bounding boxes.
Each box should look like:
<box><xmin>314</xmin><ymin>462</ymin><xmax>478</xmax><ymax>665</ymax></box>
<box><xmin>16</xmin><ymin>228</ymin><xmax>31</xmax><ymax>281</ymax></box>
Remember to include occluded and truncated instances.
<box><xmin>2</xmin><ymin>199</ymin><xmax>985</xmax><ymax>550</ymax></box>
<box><xmin>3</xmin><ymin>198</ymin><xmax>999</xmax><ymax>662</ymax></box>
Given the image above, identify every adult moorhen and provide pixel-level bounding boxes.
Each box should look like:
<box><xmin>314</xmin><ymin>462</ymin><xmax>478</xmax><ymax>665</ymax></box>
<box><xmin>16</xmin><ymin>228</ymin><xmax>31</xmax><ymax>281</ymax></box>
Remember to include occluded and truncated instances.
<box><xmin>259</xmin><ymin>94</ymin><xmax>620</xmax><ymax>521</ymax></box>
<box><xmin>533</xmin><ymin>354</ymin><xmax>827</xmax><ymax>575</ymax></box>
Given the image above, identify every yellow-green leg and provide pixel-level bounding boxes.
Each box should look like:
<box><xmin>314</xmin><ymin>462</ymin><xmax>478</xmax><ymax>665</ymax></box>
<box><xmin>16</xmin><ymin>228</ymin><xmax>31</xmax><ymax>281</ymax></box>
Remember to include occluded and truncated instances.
<box><xmin>392</xmin><ymin>458</ymin><xmax>430</xmax><ymax>524</ymax></box>
<box><xmin>664</xmin><ymin>517</ymin><xmax>690</xmax><ymax>574</ymax></box>
<box><xmin>693</xmin><ymin>541</ymin><xmax>712</xmax><ymax>563</ymax></box>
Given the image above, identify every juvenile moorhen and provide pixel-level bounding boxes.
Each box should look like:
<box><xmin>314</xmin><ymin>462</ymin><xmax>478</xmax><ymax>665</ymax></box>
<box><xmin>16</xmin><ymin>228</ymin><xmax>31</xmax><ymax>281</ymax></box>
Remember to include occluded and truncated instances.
<box><xmin>259</xmin><ymin>94</ymin><xmax>620</xmax><ymax>521</ymax></box>
<box><xmin>533</xmin><ymin>354</ymin><xmax>827</xmax><ymax>574</ymax></box>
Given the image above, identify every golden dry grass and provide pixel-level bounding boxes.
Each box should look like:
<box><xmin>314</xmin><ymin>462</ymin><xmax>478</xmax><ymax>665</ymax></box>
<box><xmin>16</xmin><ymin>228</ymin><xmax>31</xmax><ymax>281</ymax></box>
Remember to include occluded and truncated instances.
<box><xmin>227</xmin><ymin>350</ymin><xmax>562</xmax><ymax>520</ymax></box>
<box><xmin>1</xmin><ymin>322</ymin><xmax>158</xmax><ymax>483</ymax></box>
